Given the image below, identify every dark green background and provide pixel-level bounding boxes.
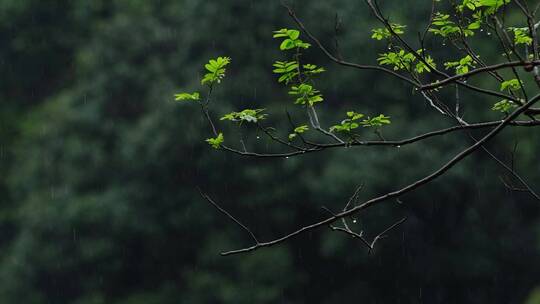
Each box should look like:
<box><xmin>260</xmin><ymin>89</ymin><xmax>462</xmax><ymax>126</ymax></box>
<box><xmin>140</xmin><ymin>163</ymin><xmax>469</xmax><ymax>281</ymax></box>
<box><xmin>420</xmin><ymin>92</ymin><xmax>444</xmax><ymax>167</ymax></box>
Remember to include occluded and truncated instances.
<box><xmin>1</xmin><ymin>1</ymin><xmax>540</xmax><ymax>303</ymax></box>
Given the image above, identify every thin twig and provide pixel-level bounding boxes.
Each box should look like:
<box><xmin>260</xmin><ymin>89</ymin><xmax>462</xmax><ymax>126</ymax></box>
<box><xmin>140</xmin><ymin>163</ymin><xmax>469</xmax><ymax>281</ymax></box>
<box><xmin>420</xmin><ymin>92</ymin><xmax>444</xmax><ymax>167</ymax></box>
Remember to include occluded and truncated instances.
<box><xmin>199</xmin><ymin>189</ymin><xmax>259</xmax><ymax>244</ymax></box>
<box><xmin>331</xmin><ymin>217</ymin><xmax>407</xmax><ymax>253</ymax></box>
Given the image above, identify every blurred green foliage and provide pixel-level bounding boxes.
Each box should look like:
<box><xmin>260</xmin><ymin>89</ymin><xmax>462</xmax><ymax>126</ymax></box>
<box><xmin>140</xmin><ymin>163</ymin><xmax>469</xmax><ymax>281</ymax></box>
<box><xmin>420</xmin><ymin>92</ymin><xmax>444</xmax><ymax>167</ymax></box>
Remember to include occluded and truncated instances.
<box><xmin>1</xmin><ymin>0</ymin><xmax>540</xmax><ymax>303</ymax></box>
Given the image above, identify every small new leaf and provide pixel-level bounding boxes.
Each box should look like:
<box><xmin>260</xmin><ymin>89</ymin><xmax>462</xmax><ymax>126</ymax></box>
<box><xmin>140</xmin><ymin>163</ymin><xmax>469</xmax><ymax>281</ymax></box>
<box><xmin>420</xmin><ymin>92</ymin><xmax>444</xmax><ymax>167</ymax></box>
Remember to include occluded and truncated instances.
<box><xmin>288</xmin><ymin>84</ymin><xmax>323</xmax><ymax>105</ymax></box>
<box><xmin>303</xmin><ymin>64</ymin><xmax>325</xmax><ymax>75</ymax></box>
<box><xmin>206</xmin><ymin>133</ymin><xmax>224</xmax><ymax>149</ymax></box>
<box><xmin>289</xmin><ymin>125</ymin><xmax>309</xmax><ymax>141</ymax></box>
<box><xmin>444</xmin><ymin>55</ymin><xmax>476</xmax><ymax>74</ymax></box>
<box><xmin>201</xmin><ymin>56</ymin><xmax>231</xmax><ymax>85</ymax></box>
<box><xmin>458</xmin><ymin>0</ymin><xmax>510</xmax><ymax>14</ymax></box>
<box><xmin>174</xmin><ymin>92</ymin><xmax>200</xmax><ymax>101</ymax></box>
<box><xmin>509</xmin><ymin>27</ymin><xmax>533</xmax><ymax>46</ymax></box>
<box><xmin>429</xmin><ymin>13</ymin><xmax>462</xmax><ymax>37</ymax></box>
<box><xmin>220</xmin><ymin>109</ymin><xmax>267</xmax><ymax>123</ymax></box>
<box><xmin>378</xmin><ymin>49</ymin><xmax>416</xmax><ymax>71</ymax></box>
<box><xmin>415</xmin><ymin>54</ymin><xmax>437</xmax><ymax>73</ymax></box>
<box><xmin>371</xmin><ymin>23</ymin><xmax>406</xmax><ymax>40</ymax></box>
<box><xmin>273</xmin><ymin>28</ymin><xmax>311</xmax><ymax>51</ymax></box>
<box><xmin>500</xmin><ymin>79</ymin><xmax>523</xmax><ymax>92</ymax></box>
<box><xmin>346</xmin><ymin>111</ymin><xmax>364</xmax><ymax>120</ymax></box>
<box><xmin>273</xmin><ymin>61</ymin><xmax>299</xmax><ymax>84</ymax></box>
<box><xmin>280</xmin><ymin>39</ymin><xmax>296</xmax><ymax>50</ymax></box>
<box><xmin>361</xmin><ymin>114</ymin><xmax>391</xmax><ymax>127</ymax></box>
<box><xmin>330</xmin><ymin>111</ymin><xmax>367</xmax><ymax>133</ymax></box>
<box><xmin>294</xmin><ymin>125</ymin><xmax>309</xmax><ymax>133</ymax></box>
<box><xmin>492</xmin><ymin>99</ymin><xmax>516</xmax><ymax>113</ymax></box>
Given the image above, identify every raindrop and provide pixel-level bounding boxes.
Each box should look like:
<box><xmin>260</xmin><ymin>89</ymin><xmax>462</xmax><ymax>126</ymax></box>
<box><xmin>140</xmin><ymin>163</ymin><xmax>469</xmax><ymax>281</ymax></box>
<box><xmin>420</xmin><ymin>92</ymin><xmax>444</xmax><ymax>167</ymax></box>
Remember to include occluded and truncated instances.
<box><xmin>256</xmin><ymin>136</ymin><xmax>260</xmax><ymax>139</ymax></box>
<box><xmin>396</xmin><ymin>145</ymin><xmax>401</xmax><ymax>148</ymax></box>
<box><xmin>487</xmin><ymin>32</ymin><xmax>491</xmax><ymax>36</ymax></box>
<box><xmin>352</xmin><ymin>219</ymin><xmax>357</xmax><ymax>223</ymax></box>
<box><xmin>285</xmin><ymin>156</ymin><xmax>289</xmax><ymax>159</ymax></box>
<box><xmin>480</xmin><ymin>29</ymin><xmax>484</xmax><ymax>32</ymax></box>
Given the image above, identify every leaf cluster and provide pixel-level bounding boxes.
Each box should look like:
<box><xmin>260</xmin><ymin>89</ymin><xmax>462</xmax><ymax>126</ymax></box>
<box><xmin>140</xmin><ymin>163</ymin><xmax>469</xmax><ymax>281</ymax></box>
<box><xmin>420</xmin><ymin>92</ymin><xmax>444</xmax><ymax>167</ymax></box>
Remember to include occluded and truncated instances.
<box><xmin>220</xmin><ymin>109</ymin><xmax>267</xmax><ymax>123</ymax></box>
<box><xmin>202</xmin><ymin>56</ymin><xmax>231</xmax><ymax>85</ymax></box>
<box><xmin>509</xmin><ymin>27</ymin><xmax>533</xmax><ymax>46</ymax></box>
<box><xmin>205</xmin><ymin>132</ymin><xmax>224</xmax><ymax>149</ymax></box>
<box><xmin>288</xmin><ymin>84</ymin><xmax>324</xmax><ymax>106</ymax></box>
<box><xmin>174</xmin><ymin>92</ymin><xmax>200</xmax><ymax>101</ymax></box>
<box><xmin>288</xmin><ymin>125</ymin><xmax>309</xmax><ymax>141</ymax></box>
<box><xmin>500</xmin><ymin>79</ymin><xmax>523</xmax><ymax>92</ymax></box>
<box><xmin>330</xmin><ymin>111</ymin><xmax>391</xmax><ymax>133</ymax></box>
<box><xmin>273</xmin><ymin>28</ymin><xmax>311</xmax><ymax>50</ymax></box>
<box><xmin>492</xmin><ymin>99</ymin><xmax>517</xmax><ymax>113</ymax></box>
<box><xmin>371</xmin><ymin>23</ymin><xmax>406</xmax><ymax>40</ymax></box>
<box><xmin>444</xmin><ymin>55</ymin><xmax>476</xmax><ymax>74</ymax></box>
<box><xmin>378</xmin><ymin>49</ymin><xmax>436</xmax><ymax>74</ymax></box>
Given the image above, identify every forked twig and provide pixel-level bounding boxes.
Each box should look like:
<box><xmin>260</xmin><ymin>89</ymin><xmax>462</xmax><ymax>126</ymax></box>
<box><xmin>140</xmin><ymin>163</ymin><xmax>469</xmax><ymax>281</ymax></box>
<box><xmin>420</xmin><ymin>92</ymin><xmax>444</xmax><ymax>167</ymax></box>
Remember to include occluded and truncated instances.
<box><xmin>331</xmin><ymin>217</ymin><xmax>407</xmax><ymax>253</ymax></box>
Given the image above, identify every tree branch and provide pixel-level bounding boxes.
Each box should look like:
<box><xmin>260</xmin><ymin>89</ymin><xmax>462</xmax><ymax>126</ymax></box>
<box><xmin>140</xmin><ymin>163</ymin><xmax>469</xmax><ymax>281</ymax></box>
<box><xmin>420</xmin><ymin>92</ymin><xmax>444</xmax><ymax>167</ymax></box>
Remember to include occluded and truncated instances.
<box><xmin>220</xmin><ymin>94</ymin><xmax>540</xmax><ymax>256</ymax></box>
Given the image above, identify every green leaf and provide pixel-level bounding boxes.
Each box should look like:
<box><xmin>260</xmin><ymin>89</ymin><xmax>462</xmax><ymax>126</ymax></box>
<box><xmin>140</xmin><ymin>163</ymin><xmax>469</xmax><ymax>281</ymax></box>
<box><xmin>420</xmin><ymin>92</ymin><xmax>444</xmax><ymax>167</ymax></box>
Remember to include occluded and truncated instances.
<box><xmin>492</xmin><ymin>99</ymin><xmax>516</xmax><ymax>113</ymax></box>
<box><xmin>371</xmin><ymin>24</ymin><xmax>406</xmax><ymax>40</ymax></box>
<box><xmin>201</xmin><ymin>56</ymin><xmax>231</xmax><ymax>85</ymax></box>
<box><xmin>444</xmin><ymin>55</ymin><xmax>476</xmax><ymax>75</ymax></box>
<box><xmin>288</xmin><ymin>125</ymin><xmax>309</xmax><ymax>141</ymax></box>
<box><xmin>280</xmin><ymin>39</ymin><xmax>296</xmax><ymax>50</ymax></box>
<box><xmin>509</xmin><ymin>27</ymin><xmax>533</xmax><ymax>45</ymax></box>
<box><xmin>174</xmin><ymin>92</ymin><xmax>200</xmax><ymax>101</ymax></box>
<box><xmin>500</xmin><ymin>79</ymin><xmax>523</xmax><ymax>92</ymax></box>
<box><xmin>361</xmin><ymin>114</ymin><xmax>391</xmax><ymax>127</ymax></box>
<box><xmin>331</xmin><ymin>111</ymin><xmax>374</xmax><ymax>133</ymax></box>
<box><xmin>288</xmin><ymin>84</ymin><xmax>323</xmax><ymax>105</ymax></box>
<box><xmin>303</xmin><ymin>64</ymin><xmax>325</xmax><ymax>75</ymax></box>
<box><xmin>220</xmin><ymin>109</ymin><xmax>267</xmax><ymax>123</ymax></box>
<box><xmin>272</xmin><ymin>28</ymin><xmax>289</xmax><ymax>38</ymax></box>
<box><xmin>467</xmin><ymin>21</ymin><xmax>481</xmax><ymax>30</ymax></box>
<box><xmin>346</xmin><ymin>111</ymin><xmax>364</xmax><ymax>120</ymax></box>
<box><xmin>428</xmin><ymin>12</ymin><xmax>476</xmax><ymax>37</ymax></box>
<box><xmin>205</xmin><ymin>63</ymin><xmax>216</xmax><ymax>73</ymax></box>
<box><xmin>272</xmin><ymin>61</ymin><xmax>299</xmax><ymax>84</ymax></box>
<box><xmin>378</xmin><ymin>49</ymin><xmax>418</xmax><ymax>71</ymax></box>
<box><xmin>273</xmin><ymin>28</ymin><xmax>310</xmax><ymax>50</ymax></box>
<box><xmin>294</xmin><ymin>125</ymin><xmax>309</xmax><ymax>133</ymax></box>
<box><xmin>287</xmin><ymin>29</ymin><xmax>300</xmax><ymax>40</ymax></box>
<box><xmin>206</xmin><ymin>133</ymin><xmax>224</xmax><ymax>149</ymax></box>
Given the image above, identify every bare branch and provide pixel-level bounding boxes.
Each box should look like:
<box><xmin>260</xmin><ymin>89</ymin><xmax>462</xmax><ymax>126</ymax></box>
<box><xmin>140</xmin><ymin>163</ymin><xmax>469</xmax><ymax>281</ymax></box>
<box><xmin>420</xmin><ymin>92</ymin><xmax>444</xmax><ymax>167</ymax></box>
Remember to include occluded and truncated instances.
<box><xmin>199</xmin><ymin>190</ymin><xmax>259</xmax><ymax>244</ymax></box>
